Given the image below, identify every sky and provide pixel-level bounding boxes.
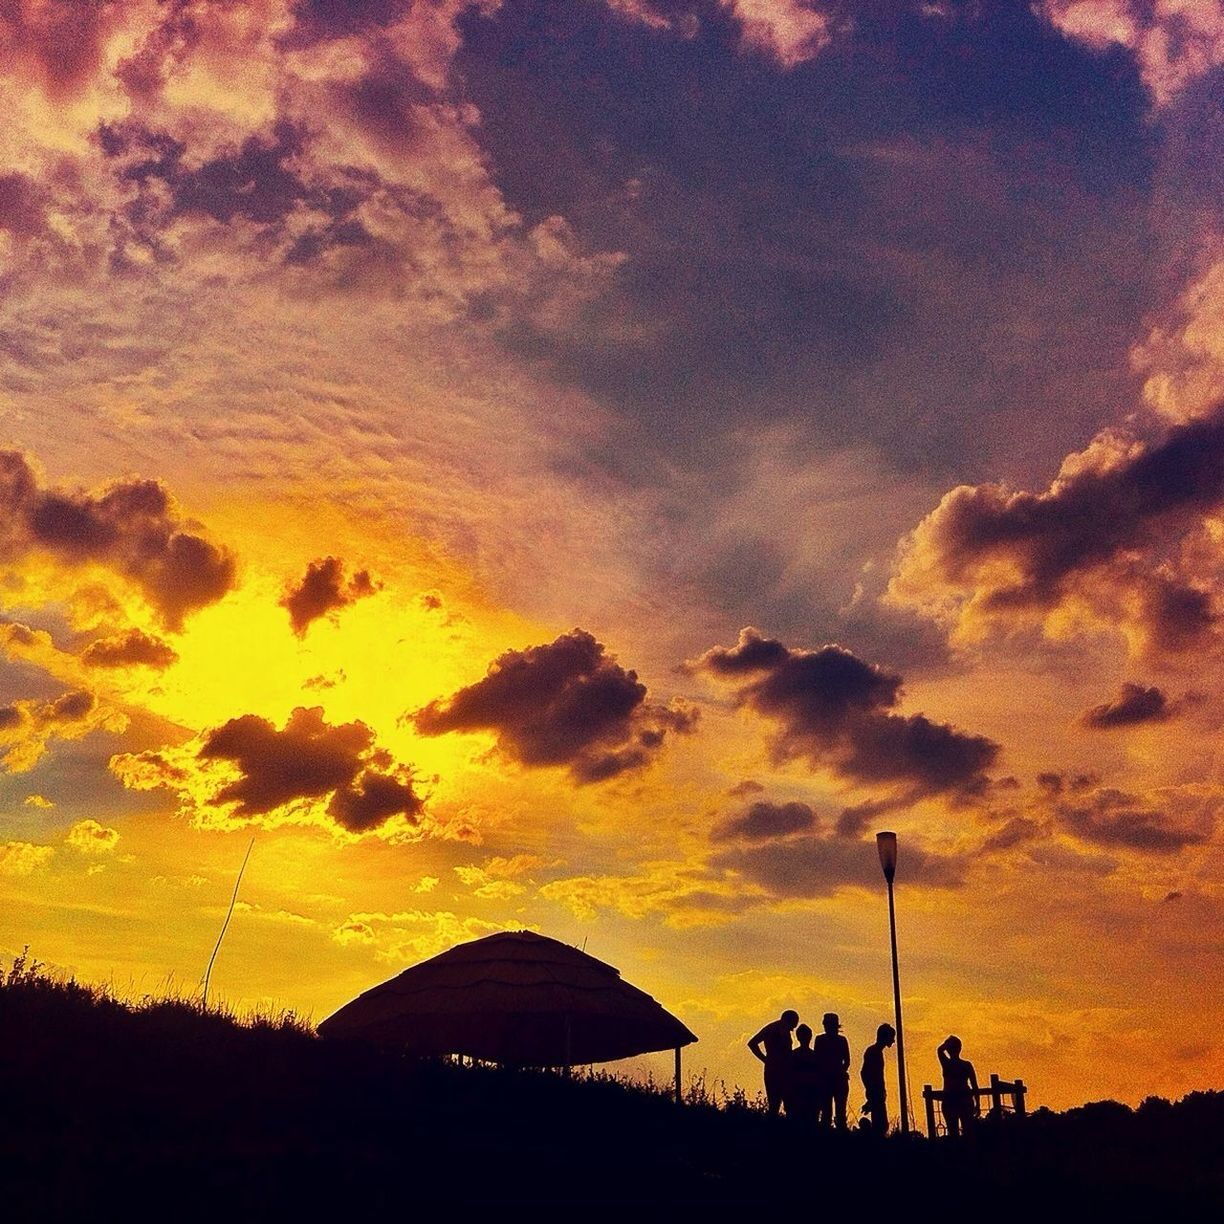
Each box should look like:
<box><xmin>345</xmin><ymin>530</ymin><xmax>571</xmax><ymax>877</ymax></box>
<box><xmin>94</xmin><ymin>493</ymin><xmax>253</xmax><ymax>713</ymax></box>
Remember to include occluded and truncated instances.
<box><xmin>1</xmin><ymin>0</ymin><xmax>1222</xmax><ymax>1113</ymax></box>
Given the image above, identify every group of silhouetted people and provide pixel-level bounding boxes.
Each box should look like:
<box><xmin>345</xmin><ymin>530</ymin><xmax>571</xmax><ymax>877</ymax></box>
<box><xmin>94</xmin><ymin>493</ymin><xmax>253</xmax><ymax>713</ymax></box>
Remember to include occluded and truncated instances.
<box><xmin>750</xmin><ymin>1010</ymin><xmax>979</xmax><ymax>1136</ymax></box>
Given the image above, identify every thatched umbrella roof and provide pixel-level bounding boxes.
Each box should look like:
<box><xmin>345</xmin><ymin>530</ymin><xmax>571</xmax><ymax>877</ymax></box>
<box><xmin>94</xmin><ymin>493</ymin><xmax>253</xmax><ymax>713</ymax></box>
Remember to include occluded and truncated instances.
<box><xmin>318</xmin><ymin>930</ymin><xmax>697</xmax><ymax>1065</ymax></box>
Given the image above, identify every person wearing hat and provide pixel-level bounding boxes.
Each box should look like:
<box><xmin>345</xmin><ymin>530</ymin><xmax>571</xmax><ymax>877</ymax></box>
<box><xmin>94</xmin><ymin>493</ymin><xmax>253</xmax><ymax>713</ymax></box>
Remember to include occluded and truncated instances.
<box><xmin>860</xmin><ymin>1022</ymin><xmax>896</xmax><ymax>1135</ymax></box>
<box><xmin>812</xmin><ymin>1012</ymin><xmax>851</xmax><ymax>1130</ymax></box>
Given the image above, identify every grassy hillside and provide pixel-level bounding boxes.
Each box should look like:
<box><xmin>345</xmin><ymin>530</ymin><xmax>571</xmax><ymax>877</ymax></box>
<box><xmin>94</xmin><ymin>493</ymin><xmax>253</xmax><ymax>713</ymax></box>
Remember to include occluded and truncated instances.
<box><xmin>1</xmin><ymin>956</ymin><xmax>1220</xmax><ymax>1221</ymax></box>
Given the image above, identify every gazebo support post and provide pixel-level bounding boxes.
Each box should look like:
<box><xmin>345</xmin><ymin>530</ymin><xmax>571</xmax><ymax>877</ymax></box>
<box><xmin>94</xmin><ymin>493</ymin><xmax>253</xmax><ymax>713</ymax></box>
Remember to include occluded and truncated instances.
<box><xmin>674</xmin><ymin>1046</ymin><xmax>682</xmax><ymax>1105</ymax></box>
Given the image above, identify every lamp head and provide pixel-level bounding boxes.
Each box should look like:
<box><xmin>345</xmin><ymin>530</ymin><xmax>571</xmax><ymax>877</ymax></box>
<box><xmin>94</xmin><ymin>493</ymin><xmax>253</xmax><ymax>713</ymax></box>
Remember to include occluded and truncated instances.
<box><xmin>876</xmin><ymin>830</ymin><xmax>897</xmax><ymax>882</ymax></box>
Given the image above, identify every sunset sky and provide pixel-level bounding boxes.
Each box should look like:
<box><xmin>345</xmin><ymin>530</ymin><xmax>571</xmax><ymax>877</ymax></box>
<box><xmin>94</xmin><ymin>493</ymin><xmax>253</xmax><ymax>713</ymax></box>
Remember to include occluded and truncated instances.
<box><xmin>2</xmin><ymin>0</ymin><xmax>1222</xmax><ymax>1112</ymax></box>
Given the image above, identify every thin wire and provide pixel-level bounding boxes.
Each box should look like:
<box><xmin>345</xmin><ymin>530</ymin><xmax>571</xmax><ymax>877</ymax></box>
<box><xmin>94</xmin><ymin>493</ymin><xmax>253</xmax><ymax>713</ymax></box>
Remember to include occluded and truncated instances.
<box><xmin>201</xmin><ymin>836</ymin><xmax>255</xmax><ymax>1007</ymax></box>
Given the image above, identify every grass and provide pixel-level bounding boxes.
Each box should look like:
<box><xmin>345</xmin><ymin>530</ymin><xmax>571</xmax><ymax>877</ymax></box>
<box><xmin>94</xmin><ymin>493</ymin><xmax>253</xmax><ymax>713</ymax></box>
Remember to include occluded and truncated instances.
<box><xmin>1</xmin><ymin>952</ymin><xmax>1220</xmax><ymax>1221</ymax></box>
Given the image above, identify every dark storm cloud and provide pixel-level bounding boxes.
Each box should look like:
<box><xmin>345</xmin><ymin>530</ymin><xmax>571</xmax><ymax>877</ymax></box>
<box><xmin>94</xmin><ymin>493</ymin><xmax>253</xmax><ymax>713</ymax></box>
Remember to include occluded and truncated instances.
<box><xmin>0</xmin><ymin>689</ymin><xmax>95</xmax><ymax>736</ymax></box>
<box><xmin>198</xmin><ymin>706</ymin><xmax>421</xmax><ymax>833</ymax></box>
<box><xmin>712</xmin><ymin>831</ymin><xmax>965</xmax><ymax>898</ymax></box>
<box><xmin>712</xmin><ymin>799</ymin><xmax>816</xmax><ymax>843</ymax></box>
<box><xmin>894</xmin><ymin>408</ymin><xmax>1224</xmax><ymax>653</ymax></box>
<box><xmin>327</xmin><ymin>770</ymin><xmax>424</xmax><ymax>834</ymax></box>
<box><xmin>43</xmin><ymin>691</ymin><xmax>95</xmax><ymax>722</ymax></box>
<box><xmin>97</xmin><ymin>120</ymin><xmax>374</xmax><ymax>270</ymax></box>
<box><xmin>835</xmin><ymin>796</ymin><xmax>899</xmax><ymax>838</ymax></box>
<box><xmin>81</xmin><ymin>628</ymin><xmax>179</xmax><ymax>670</ymax></box>
<box><xmin>1082</xmin><ymin>683</ymin><xmax>1171</xmax><ymax>730</ymax></box>
<box><xmin>1035</xmin><ymin>772</ymin><xmax>1212</xmax><ymax>854</ymax></box>
<box><xmin>690</xmin><ymin>627</ymin><xmax>998</xmax><ymax>796</ymax></box>
<box><xmin>1060</xmin><ymin>791</ymin><xmax>1208</xmax><ymax>853</ymax></box>
<box><xmin>0</xmin><ymin>451</ymin><xmax>235</xmax><ymax>630</ymax></box>
<box><xmin>282</xmin><ymin>0</ymin><xmax>403</xmax><ymax>47</ymax></box>
<box><xmin>280</xmin><ymin>557</ymin><xmax>380</xmax><ymax>636</ymax></box>
<box><xmin>0</xmin><ymin>0</ymin><xmax>124</xmax><ymax>100</ymax></box>
<box><xmin>414</xmin><ymin>629</ymin><xmax>698</xmax><ymax>782</ymax></box>
<box><xmin>0</xmin><ymin>173</ymin><xmax>46</xmax><ymax>238</ymax></box>
<box><xmin>172</xmin><ymin>127</ymin><xmax>310</xmax><ymax>226</ymax></box>
<box><xmin>456</xmin><ymin>0</ymin><xmax>1157</xmax><ymax>471</ymax></box>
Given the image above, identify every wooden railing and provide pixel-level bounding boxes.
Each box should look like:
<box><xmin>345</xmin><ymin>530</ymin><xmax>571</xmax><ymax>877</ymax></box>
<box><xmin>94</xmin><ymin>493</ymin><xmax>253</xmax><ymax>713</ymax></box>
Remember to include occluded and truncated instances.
<box><xmin>922</xmin><ymin>1074</ymin><xmax>1027</xmax><ymax>1138</ymax></box>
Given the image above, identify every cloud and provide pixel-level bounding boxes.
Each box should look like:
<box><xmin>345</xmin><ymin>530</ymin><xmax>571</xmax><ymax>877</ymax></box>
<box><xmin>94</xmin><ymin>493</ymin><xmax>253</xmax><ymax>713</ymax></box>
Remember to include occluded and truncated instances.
<box><xmin>0</xmin><ymin>451</ymin><xmax>236</xmax><ymax>630</ymax></box>
<box><xmin>712</xmin><ymin>831</ymin><xmax>966</xmax><ymax>898</ymax></box>
<box><xmin>0</xmin><ymin>689</ymin><xmax>125</xmax><ymax>773</ymax></box>
<box><xmin>1082</xmin><ymin>682</ymin><xmax>1171</xmax><ymax>729</ymax></box>
<box><xmin>1036</xmin><ymin>772</ymin><xmax>1215</xmax><ymax>853</ymax></box>
<box><xmin>721</xmin><ymin>1</ymin><xmax>834</xmax><ymax>68</ymax></box>
<box><xmin>538</xmin><ymin>861</ymin><xmax>761</xmax><ymax>928</ymax></box>
<box><xmin>1132</xmin><ymin>256</ymin><xmax>1224</xmax><ymax>424</ymax></box>
<box><xmin>0</xmin><ymin>841</ymin><xmax>55</xmax><ymax>877</ymax></box>
<box><xmin>81</xmin><ymin>628</ymin><xmax>179</xmax><ymax>670</ymax></box>
<box><xmin>1038</xmin><ymin>0</ymin><xmax>1224</xmax><ymax>104</ymax></box>
<box><xmin>888</xmin><ymin>410</ymin><xmax>1224</xmax><ymax>657</ymax></box>
<box><xmin>198</xmin><ymin>705</ymin><xmax>422</xmax><ymax>833</ymax></box>
<box><xmin>65</xmin><ymin>820</ymin><xmax>119</xmax><ymax>854</ymax></box>
<box><xmin>281</xmin><ymin>556</ymin><xmax>380</xmax><ymax>635</ymax></box>
<box><xmin>712</xmin><ymin>799</ymin><xmax>817</xmax><ymax>842</ymax></box>
<box><xmin>690</xmin><ymin>627</ymin><xmax>998</xmax><ymax>798</ymax></box>
<box><xmin>414</xmin><ymin>629</ymin><xmax>698</xmax><ymax>782</ymax></box>
<box><xmin>331</xmin><ymin>908</ymin><xmax>518</xmax><ymax>962</ymax></box>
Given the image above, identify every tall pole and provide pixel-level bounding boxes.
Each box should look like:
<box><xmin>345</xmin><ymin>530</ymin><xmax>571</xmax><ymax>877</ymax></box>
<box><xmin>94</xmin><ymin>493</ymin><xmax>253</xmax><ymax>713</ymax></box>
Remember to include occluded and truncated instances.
<box><xmin>886</xmin><ymin>875</ymin><xmax>909</xmax><ymax>1135</ymax></box>
<box><xmin>877</xmin><ymin>831</ymin><xmax>909</xmax><ymax>1136</ymax></box>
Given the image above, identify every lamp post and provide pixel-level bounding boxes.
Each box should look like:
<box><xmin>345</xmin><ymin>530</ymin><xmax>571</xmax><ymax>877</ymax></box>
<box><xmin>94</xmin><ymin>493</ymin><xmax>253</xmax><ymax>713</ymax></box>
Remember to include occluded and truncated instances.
<box><xmin>876</xmin><ymin>830</ymin><xmax>909</xmax><ymax>1135</ymax></box>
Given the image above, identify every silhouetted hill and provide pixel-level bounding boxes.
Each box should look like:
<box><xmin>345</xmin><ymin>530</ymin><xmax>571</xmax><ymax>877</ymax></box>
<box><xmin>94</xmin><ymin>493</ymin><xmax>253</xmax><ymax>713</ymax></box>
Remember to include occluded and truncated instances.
<box><xmin>1</xmin><ymin>959</ymin><xmax>1220</xmax><ymax>1221</ymax></box>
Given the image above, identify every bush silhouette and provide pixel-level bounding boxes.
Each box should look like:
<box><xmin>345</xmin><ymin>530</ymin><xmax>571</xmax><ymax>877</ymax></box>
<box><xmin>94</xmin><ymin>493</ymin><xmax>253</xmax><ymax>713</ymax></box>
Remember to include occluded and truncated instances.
<box><xmin>0</xmin><ymin>955</ymin><xmax>1219</xmax><ymax>1221</ymax></box>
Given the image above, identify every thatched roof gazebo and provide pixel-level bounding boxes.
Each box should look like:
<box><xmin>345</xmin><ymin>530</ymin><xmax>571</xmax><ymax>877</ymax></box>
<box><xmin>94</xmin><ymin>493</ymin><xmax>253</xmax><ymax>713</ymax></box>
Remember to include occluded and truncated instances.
<box><xmin>319</xmin><ymin>931</ymin><xmax>697</xmax><ymax>1099</ymax></box>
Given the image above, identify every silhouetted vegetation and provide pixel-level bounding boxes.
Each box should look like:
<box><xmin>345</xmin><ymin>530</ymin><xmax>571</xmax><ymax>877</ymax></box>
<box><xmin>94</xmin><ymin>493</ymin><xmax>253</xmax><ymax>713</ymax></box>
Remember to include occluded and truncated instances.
<box><xmin>1</xmin><ymin>956</ymin><xmax>1219</xmax><ymax>1220</ymax></box>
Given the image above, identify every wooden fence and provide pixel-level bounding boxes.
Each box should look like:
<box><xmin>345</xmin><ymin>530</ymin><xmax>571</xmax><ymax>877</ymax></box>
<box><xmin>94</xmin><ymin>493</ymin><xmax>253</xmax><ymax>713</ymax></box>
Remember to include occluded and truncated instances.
<box><xmin>922</xmin><ymin>1074</ymin><xmax>1027</xmax><ymax>1138</ymax></box>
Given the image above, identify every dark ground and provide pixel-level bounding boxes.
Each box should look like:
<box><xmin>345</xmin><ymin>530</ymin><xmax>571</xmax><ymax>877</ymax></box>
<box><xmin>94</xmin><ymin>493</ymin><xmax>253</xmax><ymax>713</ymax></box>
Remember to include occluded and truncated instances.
<box><xmin>1</xmin><ymin>961</ymin><xmax>1220</xmax><ymax>1221</ymax></box>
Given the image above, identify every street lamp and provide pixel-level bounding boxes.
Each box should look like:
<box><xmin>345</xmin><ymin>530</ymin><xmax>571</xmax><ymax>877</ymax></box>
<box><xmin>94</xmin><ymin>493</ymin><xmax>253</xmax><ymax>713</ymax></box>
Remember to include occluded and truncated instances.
<box><xmin>876</xmin><ymin>831</ymin><xmax>909</xmax><ymax>1135</ymax></box>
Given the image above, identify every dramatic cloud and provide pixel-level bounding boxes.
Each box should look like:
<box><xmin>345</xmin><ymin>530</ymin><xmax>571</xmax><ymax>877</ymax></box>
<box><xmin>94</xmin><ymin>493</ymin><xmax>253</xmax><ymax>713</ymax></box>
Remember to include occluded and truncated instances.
<box><xmin>1083</xmin><ymin>682</ymin><xmax>1171</xmax><ymax>729</ymax></box>
<box><xmin>81</xmin><ymin>628</ymin><xmax>179</xmax><ymax>670</ymax></box>
<box><xmin>1133</xmin><ymin>257</ymin><xmax>1224</xmax><ymax>424</ymax></box>
<box><xmin>711</xmin><ymin>831</ymin><xmax>966</xmax><ymax>897</ymax></box>
<box><xmin>722</xmin><ymin>0</ymin><xmax>834</xmax><ymax>68</ymax></box>
<box><xmin>0</xmin><ymin>689</ymin><xmax>124</xmax><ymax>773</ymax></box>
<box><xmin>0</xmin><ymin>452</ymin><xmax>236</xmax><ymax>630</ymax></box>
<box><xmin>0</xmin><ymin>841</ymin><xmax>55</xmax><ymax>876</ymax></box>
<box><xmin>65</xmin><ymin>819</ymin><xmax>119</xmax><ymax>854</ymax></box>
<box><xmin>691</xmin><ymin>627</ymin><xmax>998</xmax><ymax>798</ymax></box>
<box><xmin>414</xmin><ymin>629</ymin><xmax>697</xmax><ymax>782</ymax></box>
<box><xmin>281</xmin><ymin>557</ymin><xmax>380</xmax><ymax>636</ymax></box>
<box><xmin>197</xmin><ymin>706</ymin><xmax>422</xmax><ymax>833</ymax></box>
<box><xmin>1038</xmin><ymin>0</ymin><xmax>1224</xmax><ymax>103</ymax></box>
<box><xmin>1037</xmin><ymin>772</ymin><xmax>1214</xmax><ymax>853</ymax></box>
<box><xmin>712</xmin><ymin>799</ymin><xmax>817</xmax><ymax>842</ymax></box>
<box><xmin>889</xmin><ymin>410</ymin><xmax>1224</xmax><ymax>656</ymax></box>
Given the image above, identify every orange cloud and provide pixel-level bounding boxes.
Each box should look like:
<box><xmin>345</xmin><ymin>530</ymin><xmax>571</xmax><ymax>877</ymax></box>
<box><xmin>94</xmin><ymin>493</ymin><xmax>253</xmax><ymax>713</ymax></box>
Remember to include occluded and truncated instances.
<box><xmin>690</xmin><ymin>628</ymin><xmax>998</xmax><ymax>800</ymax></box>
<box><xmin>888</xmin><ymin>411</ymin><xmax>1224</xmax><ymax>658</ymax></box>
<box><xmin>0</xmin><ymin>689</ymin><xmax>126</xmax><ymax>773</ymax></box>
<box><xmin>0</xmin><ymin>451</ymin><xmax>236</xmax><ymax>630</ymax></box>
<box><xmin>280</xmin><ymin>557</ymin><xmax>380</xmax><ymax>636</ymax></box>
<box><xmin>1039</xmin><ymin>0</ymin><xmax>1224</xmax><ymax>104</ymax></box>
<box><xmin>65</xmin><ymin>819</ymin><xmax>120</xmax><ymax>854</ymax></box>
<box><xmin>414</xmin><ymin>629</ymin><xmax>698</xmax><ymax>783</ymax></box>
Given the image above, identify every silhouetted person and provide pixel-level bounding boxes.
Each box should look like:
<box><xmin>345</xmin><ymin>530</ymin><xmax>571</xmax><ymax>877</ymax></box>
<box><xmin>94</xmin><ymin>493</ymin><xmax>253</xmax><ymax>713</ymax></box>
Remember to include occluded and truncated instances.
<box><xmin>789</xmin><ymin>1023</ymin><xmax>821</xmax><ymax>1126</ymax></box>
<box><xmin>812</xmin><ymin>1012</ymin><xmax>851</xmax><ymax>1130</ymax></box>
<box><xmin>937</xmin><ymin>1035</ymin><xmax>979</xmax><ymax>1138</ymax></box>
<box><xmin>860</xmin><ymin>1022</ymin><xmax>895</xmax><ymax>1135</ymax></box>
<box><xmin>748</xmin><ymin>1008</ymin><xmax>798</xmax><ymax>1116</ymax></box>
